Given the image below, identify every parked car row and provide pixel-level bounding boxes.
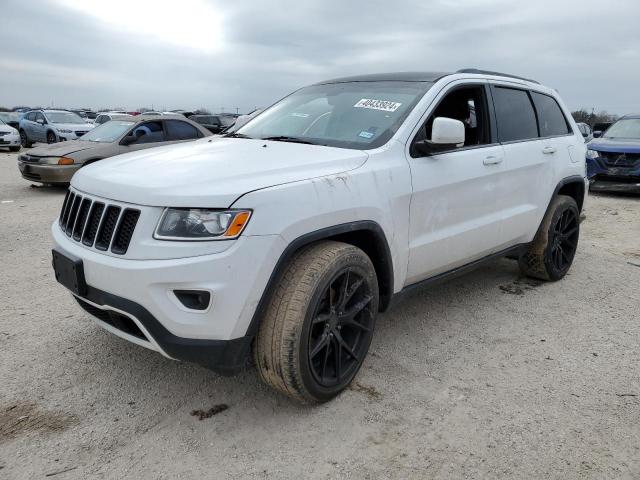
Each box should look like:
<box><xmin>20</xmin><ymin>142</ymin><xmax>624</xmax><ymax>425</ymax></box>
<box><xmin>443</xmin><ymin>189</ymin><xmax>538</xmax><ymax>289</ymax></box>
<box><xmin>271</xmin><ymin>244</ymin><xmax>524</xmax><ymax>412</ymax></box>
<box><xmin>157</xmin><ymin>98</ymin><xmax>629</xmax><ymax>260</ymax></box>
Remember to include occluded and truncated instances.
<box><xmin>17</xmin><ymin>114</ymin><xmax>211</xmax><ymax>184</ymax></box>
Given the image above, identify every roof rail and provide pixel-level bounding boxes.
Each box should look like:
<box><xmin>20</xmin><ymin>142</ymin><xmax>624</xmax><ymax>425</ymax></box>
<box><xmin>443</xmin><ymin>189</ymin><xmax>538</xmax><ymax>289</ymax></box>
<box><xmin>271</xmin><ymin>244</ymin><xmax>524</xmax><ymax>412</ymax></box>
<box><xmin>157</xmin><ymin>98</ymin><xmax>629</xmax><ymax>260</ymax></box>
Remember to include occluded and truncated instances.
<box><xmin>456</xmin><ymin>68</ymin><xmax>540</xmax><ymax>84</ymax></box>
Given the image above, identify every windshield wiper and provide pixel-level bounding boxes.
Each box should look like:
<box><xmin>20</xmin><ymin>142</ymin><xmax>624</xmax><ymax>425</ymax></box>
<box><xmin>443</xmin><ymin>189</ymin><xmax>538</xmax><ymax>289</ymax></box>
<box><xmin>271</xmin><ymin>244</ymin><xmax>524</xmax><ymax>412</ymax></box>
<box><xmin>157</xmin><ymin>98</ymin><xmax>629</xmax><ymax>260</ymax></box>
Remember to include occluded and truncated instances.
<box><xmin>261</xmin><ymin>136</ymin><xmax>315</xmax><ymax>145</ymax></box>
<box><xmin>224</xmin><ymin>132</ymin><xmax>253</xmax><ymax>139</ymax></box>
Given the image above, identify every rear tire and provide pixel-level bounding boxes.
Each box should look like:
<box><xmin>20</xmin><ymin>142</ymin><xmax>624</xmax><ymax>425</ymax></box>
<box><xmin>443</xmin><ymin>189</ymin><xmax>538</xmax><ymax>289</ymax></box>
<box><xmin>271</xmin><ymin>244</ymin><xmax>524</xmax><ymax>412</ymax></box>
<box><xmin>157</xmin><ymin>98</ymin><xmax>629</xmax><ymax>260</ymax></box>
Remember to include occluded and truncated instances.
<box><xmin>19</xmin><ymin>130</ymin><xmax>32</xmax><ymax>148</ymax></box>
<box><xmin>518</xmin><ymin>195</ymin><xmax>580</xmax><ymax>281</ymax></box>
<box><xmin>254</xmin><ymin>241</ymin><xmax>379</xmax><ymax>403</ymax></box>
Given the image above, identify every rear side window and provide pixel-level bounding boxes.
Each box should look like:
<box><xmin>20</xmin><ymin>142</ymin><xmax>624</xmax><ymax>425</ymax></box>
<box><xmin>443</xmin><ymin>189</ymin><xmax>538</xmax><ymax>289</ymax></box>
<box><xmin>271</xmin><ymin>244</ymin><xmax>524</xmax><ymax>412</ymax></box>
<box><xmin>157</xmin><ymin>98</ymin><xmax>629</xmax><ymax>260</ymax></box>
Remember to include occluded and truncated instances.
<box><xmin>166</xmin><ymin>120</ymin><xmax>201</xmax><ymax>140</ymax></box>
<box><xmin>531</xmin><ymin>92</ymin><xmax>571</xmax><ymax>137</ymax></box>
<box><xmin>492</xmin><ymin>87</ymin><xmax>538</xmax><ymax>142</ymax></box>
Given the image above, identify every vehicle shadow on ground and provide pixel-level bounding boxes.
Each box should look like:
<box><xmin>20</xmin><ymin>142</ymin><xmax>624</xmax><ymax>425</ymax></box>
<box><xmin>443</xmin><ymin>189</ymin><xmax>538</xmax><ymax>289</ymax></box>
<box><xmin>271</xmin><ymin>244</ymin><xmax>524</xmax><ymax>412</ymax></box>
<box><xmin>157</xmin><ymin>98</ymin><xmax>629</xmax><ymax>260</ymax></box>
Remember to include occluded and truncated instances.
<box><xmin>58</xmin><ymin>257</ymin><xmax>527</xmax><ymax>414</ymax></box>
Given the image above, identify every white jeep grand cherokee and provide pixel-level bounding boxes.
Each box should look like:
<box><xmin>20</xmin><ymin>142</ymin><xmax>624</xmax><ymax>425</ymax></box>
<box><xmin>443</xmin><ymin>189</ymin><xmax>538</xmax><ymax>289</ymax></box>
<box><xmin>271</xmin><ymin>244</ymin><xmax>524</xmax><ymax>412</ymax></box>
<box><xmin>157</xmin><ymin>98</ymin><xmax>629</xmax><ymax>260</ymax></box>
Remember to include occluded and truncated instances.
<box><xmin>52</xmin><ymin>69</ymin><xmax>587</xmax><ymax>403</ymax></box>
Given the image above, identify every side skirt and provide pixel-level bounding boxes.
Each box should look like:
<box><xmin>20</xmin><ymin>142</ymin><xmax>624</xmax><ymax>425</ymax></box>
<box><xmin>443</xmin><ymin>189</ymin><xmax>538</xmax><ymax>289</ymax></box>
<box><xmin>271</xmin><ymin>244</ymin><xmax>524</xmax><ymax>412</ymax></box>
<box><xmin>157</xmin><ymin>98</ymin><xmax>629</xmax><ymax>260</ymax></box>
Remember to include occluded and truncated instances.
<box><xmin>389</xmin><ymin>243</ymin><xmax>530</xmax><ymax>307</ymax></box>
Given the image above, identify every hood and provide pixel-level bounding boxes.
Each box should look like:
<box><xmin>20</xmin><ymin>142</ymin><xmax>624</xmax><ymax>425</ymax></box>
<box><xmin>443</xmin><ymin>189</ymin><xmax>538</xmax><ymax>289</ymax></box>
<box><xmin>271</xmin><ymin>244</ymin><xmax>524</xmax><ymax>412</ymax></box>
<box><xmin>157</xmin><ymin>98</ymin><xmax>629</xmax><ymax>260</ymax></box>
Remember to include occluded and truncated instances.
<box><xmin>53</xmin><ymin>123</ymin><xmax>93</xmax><ymax>131</ymax></box>
<box><xmin>26</xmin><ymin>140</ymin><xmax>97</xmax><ymax>158</ymax></box>
<box><xmin>588</xmin><ymin>137</ymin><xmax>640</xmax><ymax>154</ymax></box>
<box><xmin>0</xmin><ymin>125</ymin><xmax>17</xmax><ymax>134</ymax></box>
<box><xmin>72</xmin><ymin>138</ymin><xmax>368</xmax><ymax>207</ymax></box>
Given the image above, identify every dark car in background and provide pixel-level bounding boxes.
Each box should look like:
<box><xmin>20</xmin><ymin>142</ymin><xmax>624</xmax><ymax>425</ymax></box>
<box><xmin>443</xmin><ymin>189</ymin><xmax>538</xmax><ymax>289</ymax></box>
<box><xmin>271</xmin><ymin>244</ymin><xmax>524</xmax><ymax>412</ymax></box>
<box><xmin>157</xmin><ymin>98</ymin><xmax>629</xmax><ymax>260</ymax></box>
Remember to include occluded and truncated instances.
<box><xmin>190</xmin><ymin>114</ymin><xmax>237</xmax><ymax>133</ymax></box>
<box><xmin>593</xmin><ymin>122</ymin><xmax>613</xmax><ymax>138</ymax></box>
<box><xmin>586</xmin><ymin>115</ymin><xmax>640</xmax><ymax>193</ymax></box>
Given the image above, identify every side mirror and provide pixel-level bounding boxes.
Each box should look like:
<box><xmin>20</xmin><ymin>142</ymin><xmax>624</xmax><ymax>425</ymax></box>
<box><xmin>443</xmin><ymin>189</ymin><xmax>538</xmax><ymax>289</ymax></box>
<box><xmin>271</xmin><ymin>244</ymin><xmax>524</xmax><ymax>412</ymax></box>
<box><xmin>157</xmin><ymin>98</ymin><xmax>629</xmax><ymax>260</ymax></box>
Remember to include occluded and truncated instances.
<box><xmin>414</xmin><ymin>117</ymin><xmax>466</xmax><ymax>155</ymax></box>
<box><xmin>121</xmin><ymin>134</ymin><xmax>137</xmax><ymax>146</ymax></box>
<box><xmin>593</xmin><ymin>130</ymin><xmax>602</xmax><ymax>138</ymax></box>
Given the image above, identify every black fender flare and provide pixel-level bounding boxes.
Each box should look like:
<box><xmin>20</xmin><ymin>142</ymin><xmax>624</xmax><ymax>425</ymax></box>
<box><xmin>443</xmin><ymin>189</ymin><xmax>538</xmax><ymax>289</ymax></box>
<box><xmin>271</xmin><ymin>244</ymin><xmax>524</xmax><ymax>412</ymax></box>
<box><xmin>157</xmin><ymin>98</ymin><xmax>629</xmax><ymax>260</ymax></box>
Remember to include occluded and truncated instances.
<box><xmin>245</xmin><ymin>220</ymin><xmax>394</xmax><ymax>337</ymax></box>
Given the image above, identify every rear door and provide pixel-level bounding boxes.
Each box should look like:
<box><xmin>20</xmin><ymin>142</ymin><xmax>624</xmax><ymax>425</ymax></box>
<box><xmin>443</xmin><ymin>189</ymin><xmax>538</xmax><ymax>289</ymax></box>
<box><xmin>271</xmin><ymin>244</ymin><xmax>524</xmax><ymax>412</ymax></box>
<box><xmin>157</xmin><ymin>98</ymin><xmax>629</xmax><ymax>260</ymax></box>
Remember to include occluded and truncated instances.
<box><xmin>489</xmin><ymin>84</ymin><xmax>573</xmax><ymax>246</ymax></box>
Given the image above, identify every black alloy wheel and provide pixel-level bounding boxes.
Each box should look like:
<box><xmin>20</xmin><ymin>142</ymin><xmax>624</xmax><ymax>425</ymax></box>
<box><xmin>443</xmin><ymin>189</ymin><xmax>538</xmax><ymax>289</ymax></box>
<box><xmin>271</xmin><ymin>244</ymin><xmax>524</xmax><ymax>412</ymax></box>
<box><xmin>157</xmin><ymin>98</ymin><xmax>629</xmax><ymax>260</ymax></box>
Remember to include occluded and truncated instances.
<box><xmin>307</xmin><ymin>268</ymin><xmax>375</xmax><ymax>387</ymax></box>
<box><xmin>549</xmin><ymin>207</ymin><xmax>579</xmax><ymax>273</ymax></box>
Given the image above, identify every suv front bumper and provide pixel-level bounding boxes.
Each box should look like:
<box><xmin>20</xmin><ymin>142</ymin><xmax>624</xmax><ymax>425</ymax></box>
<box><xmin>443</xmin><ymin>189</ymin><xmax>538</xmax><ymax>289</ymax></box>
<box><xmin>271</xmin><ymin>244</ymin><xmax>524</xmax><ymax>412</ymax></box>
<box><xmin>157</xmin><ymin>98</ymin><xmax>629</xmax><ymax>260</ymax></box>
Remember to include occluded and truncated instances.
<box><xmin>52</xmin><ymin>222</ymin><xmax>285</xmax><ymax>373</ymax></box>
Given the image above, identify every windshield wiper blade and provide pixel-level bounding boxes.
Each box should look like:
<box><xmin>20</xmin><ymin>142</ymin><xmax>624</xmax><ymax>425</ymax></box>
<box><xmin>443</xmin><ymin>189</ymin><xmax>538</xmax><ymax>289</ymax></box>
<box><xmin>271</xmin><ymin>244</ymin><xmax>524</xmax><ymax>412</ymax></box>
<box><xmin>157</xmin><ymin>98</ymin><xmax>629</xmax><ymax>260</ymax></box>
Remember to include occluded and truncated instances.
<box><xmin>261</xmin><ymin>136</ymin><xmax>315</xmax><ymax>145</ymax></box>
<box><xmin>224</xmin><ymin>132</ymin><xmax>253</xmax><ymax>139</ymax></box>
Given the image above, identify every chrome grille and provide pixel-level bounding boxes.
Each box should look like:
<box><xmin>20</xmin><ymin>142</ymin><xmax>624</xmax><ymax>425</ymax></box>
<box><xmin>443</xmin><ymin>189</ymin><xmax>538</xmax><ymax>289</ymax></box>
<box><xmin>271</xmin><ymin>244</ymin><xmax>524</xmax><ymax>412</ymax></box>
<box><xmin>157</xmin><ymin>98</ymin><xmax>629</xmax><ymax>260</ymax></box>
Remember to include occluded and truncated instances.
<box><xmin>58</xmin><ymin>189</ymin><xmax>140</xmax><ymax>255</ymax></box>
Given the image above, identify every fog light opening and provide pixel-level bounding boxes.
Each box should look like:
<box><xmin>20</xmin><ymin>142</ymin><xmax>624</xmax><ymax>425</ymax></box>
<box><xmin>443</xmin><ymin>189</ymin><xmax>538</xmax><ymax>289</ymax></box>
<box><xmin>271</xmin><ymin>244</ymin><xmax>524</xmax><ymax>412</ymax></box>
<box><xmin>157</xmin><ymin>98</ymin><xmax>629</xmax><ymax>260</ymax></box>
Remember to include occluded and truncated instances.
<box><xmin>173</xmin><ymin>290</ymin><xmax>211</xmax><ymax>311</ymax></box>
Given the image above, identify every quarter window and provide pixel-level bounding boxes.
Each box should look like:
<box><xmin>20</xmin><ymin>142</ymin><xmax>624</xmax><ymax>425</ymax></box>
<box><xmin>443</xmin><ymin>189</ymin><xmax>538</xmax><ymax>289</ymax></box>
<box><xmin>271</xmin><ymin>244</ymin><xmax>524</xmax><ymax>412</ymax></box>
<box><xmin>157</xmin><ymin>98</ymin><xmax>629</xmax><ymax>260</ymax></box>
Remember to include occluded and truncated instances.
<box><xmin>531</xmin><ymin>92</ymin><xmax>571</xmax><ymax>137</ymax></box>
<box><xmin>492</xmin><ymin>87</ymin><xmax>538</xmax><ymax>142</ymax></box>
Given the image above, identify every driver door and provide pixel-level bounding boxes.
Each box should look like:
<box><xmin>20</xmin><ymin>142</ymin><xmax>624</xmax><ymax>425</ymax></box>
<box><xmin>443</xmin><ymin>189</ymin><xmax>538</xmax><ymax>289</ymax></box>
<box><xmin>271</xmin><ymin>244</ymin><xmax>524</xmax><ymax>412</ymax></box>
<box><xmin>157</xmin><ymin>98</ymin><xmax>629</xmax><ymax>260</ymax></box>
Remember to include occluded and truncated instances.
<box><xmin>405</xmin><ymin>81</ymin><xmax>506</xmax><ymax>285</ymax></box>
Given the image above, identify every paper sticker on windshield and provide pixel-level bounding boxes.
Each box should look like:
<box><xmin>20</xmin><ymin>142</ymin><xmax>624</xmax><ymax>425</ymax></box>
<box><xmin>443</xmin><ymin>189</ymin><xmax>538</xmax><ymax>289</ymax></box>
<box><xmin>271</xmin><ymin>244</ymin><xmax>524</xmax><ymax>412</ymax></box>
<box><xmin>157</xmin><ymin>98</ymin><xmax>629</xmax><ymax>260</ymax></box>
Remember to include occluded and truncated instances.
<box><xmin>291</xmin><ymin>112</ymin><xmax>310</xmax><ymax>118</ymax></box>
<box><xmin>354</xmin><ymin>99</ymin><xmax>402</xmax><ymax>112</ymax></box>
<box><xmin>358</xmin><ymin>131</ymin><xmax>375</xmax><ymax>139</ymax></box>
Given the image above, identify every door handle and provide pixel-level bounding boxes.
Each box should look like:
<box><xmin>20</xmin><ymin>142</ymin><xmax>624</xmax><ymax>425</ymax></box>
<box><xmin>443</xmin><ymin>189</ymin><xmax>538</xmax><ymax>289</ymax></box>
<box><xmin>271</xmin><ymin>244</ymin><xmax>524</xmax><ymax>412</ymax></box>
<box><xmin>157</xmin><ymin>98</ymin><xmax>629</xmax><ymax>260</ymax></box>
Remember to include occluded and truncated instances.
<box><xmin>483</xmin><ymin>155</ymin><xmax>503</xmax><ymax>165</ymax></box>
<box><xmin>542</xmin><ymin>146</ymin><xmax>557</xmax><ymax>155</ymax></box>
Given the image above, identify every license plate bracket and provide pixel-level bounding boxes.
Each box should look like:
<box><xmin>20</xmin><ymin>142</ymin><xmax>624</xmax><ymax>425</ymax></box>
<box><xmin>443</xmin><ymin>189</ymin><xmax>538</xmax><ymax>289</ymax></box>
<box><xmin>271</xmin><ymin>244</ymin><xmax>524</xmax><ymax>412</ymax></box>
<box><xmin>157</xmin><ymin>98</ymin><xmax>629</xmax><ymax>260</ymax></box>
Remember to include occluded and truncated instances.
<box><xmin>52</xmin><ymin>249</ymin><xmax>87</xmax><ymax>296</ymax></box>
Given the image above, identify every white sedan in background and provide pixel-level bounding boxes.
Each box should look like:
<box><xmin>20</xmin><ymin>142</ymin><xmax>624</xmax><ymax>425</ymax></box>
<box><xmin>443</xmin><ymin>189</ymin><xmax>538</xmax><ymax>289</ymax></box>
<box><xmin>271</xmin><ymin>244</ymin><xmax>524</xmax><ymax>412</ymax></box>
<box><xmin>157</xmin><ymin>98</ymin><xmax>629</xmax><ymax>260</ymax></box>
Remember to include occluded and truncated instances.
<box><xmin>0</xmin><ymin>118</ymin><xmax>21</xmax><ymax>152</ymax></box>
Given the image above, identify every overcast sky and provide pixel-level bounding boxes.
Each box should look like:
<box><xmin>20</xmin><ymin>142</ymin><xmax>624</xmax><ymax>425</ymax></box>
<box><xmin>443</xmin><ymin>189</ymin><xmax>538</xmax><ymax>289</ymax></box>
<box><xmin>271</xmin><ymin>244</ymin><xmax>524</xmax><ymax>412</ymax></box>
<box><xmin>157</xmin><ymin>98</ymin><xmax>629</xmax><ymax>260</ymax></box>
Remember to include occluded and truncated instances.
<box><xmin>2</xmin><ymin>0</ymin><xmax>639</xmax><ymax>115</ymax></box>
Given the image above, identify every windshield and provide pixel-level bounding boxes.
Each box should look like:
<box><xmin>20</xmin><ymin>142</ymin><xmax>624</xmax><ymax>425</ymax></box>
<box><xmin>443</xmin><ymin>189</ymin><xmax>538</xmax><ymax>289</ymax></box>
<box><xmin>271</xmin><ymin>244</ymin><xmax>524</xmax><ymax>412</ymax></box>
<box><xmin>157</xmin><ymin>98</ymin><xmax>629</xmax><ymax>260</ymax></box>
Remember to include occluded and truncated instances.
<box><xmin>604</xmin><ymin>118</ymin><xmax>640</xmax><ymax>139</ymax></box>
<box><xmin>80</xmin><ymin>121</ymin><xmax>134</xmax><ymax>142</ymax></box>
<box><xmin>236</xmin><ymin>81</ymin><xmax>433</xmax><ymax>149</ymax></box>
<box><xmin>46</xmin><ymin>111</ymin><xmax>86</xmax><ymax>124</ymax></box>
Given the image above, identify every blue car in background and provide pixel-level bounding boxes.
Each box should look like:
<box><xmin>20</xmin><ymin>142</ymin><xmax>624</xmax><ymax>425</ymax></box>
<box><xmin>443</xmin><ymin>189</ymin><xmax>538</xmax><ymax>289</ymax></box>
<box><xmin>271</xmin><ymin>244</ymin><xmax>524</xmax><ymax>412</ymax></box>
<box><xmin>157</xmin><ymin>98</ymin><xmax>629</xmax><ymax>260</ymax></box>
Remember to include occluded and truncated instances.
<box><xmin>586</xmin><ymin>114</ymin><xmax>640</xmax><ymax>193</ymax></box>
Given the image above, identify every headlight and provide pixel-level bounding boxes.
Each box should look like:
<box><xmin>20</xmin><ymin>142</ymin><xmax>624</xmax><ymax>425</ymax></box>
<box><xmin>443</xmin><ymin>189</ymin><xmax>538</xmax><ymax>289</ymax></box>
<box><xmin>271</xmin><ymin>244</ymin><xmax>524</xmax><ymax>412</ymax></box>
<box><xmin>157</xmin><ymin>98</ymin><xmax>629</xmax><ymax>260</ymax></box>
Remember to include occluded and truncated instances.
<box><xmin>154</xmin><ymin>208</ymin><xmax>252</xmax><ymax>241</ymax></box>
<box><xmin>586</xmin><ymin>149</ymin><xmax>600</xmax><ymax>159</ymax></box>
<box><xmin>57</xmin><ymin>128</ymin><xmax>72</xmax><ymax>133</ymax></box>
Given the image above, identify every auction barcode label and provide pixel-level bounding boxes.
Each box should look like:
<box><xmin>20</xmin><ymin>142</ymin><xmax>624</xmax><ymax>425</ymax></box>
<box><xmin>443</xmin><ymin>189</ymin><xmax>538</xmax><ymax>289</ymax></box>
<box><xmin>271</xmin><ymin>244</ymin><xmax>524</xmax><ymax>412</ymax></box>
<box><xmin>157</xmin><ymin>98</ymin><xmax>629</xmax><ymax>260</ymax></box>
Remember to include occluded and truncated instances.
<box><xmin>353</xmin><ymin>99</ymin><xmax>402</xmax><ymax>112</ymax></box>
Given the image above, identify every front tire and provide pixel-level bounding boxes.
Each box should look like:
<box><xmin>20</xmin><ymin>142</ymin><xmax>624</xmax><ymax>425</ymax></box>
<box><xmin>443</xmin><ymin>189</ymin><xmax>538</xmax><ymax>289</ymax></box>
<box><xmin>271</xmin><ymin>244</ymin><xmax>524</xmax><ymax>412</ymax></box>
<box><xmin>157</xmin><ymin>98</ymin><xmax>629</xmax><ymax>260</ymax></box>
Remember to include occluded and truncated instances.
<box><xmin>9</xmin><ymin>146</ymin><xmax>21</xmax><ymax>152</ymax></box>
<box><xmin>46</xmin><ymin>131</ymin><xmax>57</xmax><ymax>144</ymax></box>
<box><xmin>19</xmin><ymin>130</ymin><xmax>32</xmax><ymax>148</ymax></box>
<box><xmin>518</xmin><ymin>195</ymin><xmax>580</xmax><ymax>281</ymax></box>
<box><xmin>254</xmin><ymin>241</ymin><xmax>379</xmax><ymax>403</ymax></box>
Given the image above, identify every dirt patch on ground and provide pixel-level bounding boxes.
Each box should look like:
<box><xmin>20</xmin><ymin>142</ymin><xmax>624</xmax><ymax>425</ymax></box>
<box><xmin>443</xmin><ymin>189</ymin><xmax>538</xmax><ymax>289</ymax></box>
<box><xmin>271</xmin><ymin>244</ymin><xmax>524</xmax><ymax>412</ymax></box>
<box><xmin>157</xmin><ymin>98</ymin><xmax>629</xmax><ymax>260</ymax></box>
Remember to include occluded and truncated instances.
<box><xmin>499</xmin><ymin>277</ymin><xmax>543</xmax><ymax>295</ymax></box>
<box><xmin>0</xmin><ymin>402</ymin><xmax>76</xmax><ymax>443</ymax></box>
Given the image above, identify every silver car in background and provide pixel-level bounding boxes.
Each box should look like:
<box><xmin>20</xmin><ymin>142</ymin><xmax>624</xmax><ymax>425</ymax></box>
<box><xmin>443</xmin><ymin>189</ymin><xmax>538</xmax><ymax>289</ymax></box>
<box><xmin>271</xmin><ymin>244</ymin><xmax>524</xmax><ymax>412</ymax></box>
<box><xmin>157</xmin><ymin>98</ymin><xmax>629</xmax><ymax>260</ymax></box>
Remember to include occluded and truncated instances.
<box><xmin>19</xmin><ymin>109</ymin><xmax>95</xmax><ymax>147</ymax></box>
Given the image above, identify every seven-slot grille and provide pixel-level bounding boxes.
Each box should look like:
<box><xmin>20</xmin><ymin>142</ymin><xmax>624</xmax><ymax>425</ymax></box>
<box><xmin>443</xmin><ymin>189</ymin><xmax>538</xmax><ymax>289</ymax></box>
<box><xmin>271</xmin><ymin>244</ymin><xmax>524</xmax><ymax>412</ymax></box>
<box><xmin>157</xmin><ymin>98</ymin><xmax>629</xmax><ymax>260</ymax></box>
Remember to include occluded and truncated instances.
<box><xmin>59</xmin><ymin>190</ymin><xmax>140</xmax><ymax>255</ymax></box>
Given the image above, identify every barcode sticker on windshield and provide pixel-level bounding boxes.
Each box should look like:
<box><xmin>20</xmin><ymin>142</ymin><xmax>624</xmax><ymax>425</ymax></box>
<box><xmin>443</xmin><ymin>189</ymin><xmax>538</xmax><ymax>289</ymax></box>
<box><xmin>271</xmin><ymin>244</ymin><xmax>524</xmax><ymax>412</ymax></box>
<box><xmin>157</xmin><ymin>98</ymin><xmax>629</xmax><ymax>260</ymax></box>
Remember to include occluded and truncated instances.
<box><xmin>354</xmin><ymin>99</ymin><xmax>402</xmax><ymax>112</ymax></box>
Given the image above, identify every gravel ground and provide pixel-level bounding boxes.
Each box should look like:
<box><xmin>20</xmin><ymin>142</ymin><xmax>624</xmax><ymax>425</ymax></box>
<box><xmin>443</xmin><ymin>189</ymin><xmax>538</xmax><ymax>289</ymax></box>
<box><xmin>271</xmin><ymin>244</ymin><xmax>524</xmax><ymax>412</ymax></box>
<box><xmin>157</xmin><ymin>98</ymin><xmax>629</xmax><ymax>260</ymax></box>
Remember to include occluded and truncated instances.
<box><xmin>1</xmin><ymin>148</ymin><xmax>639</xmax><ymax>479</ymax></box>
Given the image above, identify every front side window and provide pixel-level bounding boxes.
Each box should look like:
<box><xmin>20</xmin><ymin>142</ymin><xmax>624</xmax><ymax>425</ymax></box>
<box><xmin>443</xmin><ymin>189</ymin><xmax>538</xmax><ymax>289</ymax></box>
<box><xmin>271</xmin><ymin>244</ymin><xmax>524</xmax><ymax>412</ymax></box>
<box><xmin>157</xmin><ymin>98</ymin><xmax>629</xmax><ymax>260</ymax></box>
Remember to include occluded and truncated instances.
<box><xmin>531</xmin><ymin>92</ymin><xmax>570</xmax><ymax>137</ymax></box>
<box><xmin>81</xmin><ymin>121</ymin><xmax>134</xmax><ymax>143</ymax></box>
<box><xmin>46</xmin><ymin>111</ymin><xmax>85</xmax><ymax>124</ymax></box>
<box><xmin>35</xmin><ymin>112</ymin><xmax>46</xmax><ymax>123</ymax></box>
<box><xmin>26</xmin><ymin>112</ymin><xmax>36</xmax><ymax>121</ymax></box>
<box><xmin>237</xmin><ymin>81</ymin><xmax>433</xmax><ymax>149</ymax></box>
<box><xmin>165</xmin><ymin>120</ymin><xmax>201</xmax><ymax>140</ymax></box>
<box><xmin>130</xmin><ymin>121</ymin><xmax>165</xmax><ymax>144</ymax></box>
<box><xmin>412</xmin><ymin>85</ymin><xmax>491</xmax><ymax>155</ymax></box>
<box><xmin>492</xmin><ymin>87</ymin><xmax>538</xmax><ymax>142</ymax></box>
<box><xmin>603</xmin><ymin>118</ymin><xmax>640</xmax><ymax>140</ymax></box>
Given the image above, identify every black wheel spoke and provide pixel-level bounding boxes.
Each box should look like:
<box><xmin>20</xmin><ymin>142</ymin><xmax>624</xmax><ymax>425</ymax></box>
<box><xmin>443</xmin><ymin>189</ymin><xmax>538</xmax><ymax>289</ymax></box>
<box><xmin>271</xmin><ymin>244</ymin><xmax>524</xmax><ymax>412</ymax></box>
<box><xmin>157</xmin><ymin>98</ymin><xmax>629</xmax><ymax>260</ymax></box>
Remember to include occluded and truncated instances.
<box><xmin>333</xmin><ymin>336</ymin><xmax>342</xmax><ymax>382</ymax></box>
<box><xmin>310</xmin><ymin>334</ymin><xmax>329</xmax><ymax>358</ymax></box>
<box><xmin>344</xmin><ymin>278</ymin><xmax>364</xmax><ymax>306</ymax></box>
<box><xmin>312</xmin><ymin>313</ymin><xmax>331</xmax><ymax>325</ymax></box>
<box><xmin>342</xmin><ymin>294</ymin><xmax>372</xmax><ymax>320</ymax></box>
<box><xmin>335</xmin><ymin>331</ymin><xmax>359</xmax><ymax>362</ymax></box>
<box><xmin>342</xmin><ymin>317</ymin><xmax>371</xmax><ymax>333</ymax></box>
